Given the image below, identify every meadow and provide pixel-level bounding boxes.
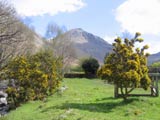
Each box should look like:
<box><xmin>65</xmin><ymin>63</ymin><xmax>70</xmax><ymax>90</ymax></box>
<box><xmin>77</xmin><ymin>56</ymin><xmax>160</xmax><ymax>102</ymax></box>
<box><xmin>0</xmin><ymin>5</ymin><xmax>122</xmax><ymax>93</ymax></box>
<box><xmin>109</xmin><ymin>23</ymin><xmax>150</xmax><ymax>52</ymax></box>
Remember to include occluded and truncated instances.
<box><xmin>1</xmin><ymin>78</ymin><xmax>160</xmax><ymax>120</ymax></box>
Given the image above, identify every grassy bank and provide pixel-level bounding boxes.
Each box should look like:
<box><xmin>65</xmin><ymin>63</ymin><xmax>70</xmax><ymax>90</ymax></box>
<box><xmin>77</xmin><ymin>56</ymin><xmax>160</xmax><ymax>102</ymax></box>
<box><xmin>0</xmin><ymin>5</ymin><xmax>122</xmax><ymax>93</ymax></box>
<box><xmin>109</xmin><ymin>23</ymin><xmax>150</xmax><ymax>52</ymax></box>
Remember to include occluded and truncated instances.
<box><xmin>2</xmin><ymin>78</ymin><xmax>160</xmax><ymax>120</ymax></box>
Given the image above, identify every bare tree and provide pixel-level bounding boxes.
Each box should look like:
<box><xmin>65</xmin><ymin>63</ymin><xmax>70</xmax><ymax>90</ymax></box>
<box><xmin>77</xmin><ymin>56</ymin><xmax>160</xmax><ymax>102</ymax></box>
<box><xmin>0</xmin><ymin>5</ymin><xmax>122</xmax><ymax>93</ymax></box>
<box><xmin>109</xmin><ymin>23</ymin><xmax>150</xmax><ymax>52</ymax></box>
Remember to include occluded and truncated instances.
<box><xmin>0</xmin><ymin>1</ymin><xmax>19</xmax><ymax>43</ymax></box>
<box><xmin>0</xmin><ymin>1</ymin><xmax>19</xmax><ymax>68</ymax></box>
<box><xmin>45</xmin><ymin>22</ymin><xmax>65</xmax><ymax>39</ymax></box>
<box><xmin>53</xmin><ymin>34</ymin><xmax>77</xmax><ymax>72</ymax></box>
<box><xmin>0</xmin><ymin>1</ymin><xmax>36</xmax><ymax>69</ymax></box>
<box><xmin>45</xmin><ymin>22</ymin><xmax>76</xmax><ymax>72</ymax></box>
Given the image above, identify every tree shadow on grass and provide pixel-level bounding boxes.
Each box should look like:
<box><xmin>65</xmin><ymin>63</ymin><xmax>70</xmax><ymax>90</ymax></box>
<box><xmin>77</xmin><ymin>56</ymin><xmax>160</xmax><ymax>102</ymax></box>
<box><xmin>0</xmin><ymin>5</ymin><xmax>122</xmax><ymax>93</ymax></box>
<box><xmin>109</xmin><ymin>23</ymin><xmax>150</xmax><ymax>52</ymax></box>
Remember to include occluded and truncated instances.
<box><xmin>95</xmin><ymin>97</ymin><xmax>116</xmax><ymax>101</ymax></box>
<box><xmin>41</xmin><ymin>97</ymin><xmax>139</xmax><ymax>113</ymax></box>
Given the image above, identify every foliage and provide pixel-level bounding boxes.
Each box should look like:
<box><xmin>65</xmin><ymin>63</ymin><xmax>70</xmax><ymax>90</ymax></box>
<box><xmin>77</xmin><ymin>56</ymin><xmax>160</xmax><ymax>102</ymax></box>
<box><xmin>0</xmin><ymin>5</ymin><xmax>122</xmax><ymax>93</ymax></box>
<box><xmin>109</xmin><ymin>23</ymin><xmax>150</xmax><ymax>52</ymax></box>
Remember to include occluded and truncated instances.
<box><xmin>151</xmin><ymin>61</ymin><xmax>160</xmax><ymax>67</ymax></box>
<box><xmin>98</xmin><ymin>32</ymin><xmax>151</xmax><ymax>100</ymax></box>
<box><xmin>28</xmin><ymin>51</ymin><xmax>63</xmax><ymax>94</ymax></box>
<box><xmin>5</xmin><ymin>51</ymin><xmax>63</xmax><ymax>106</ymax></box>
<box><xmin>70</xmin><ymin>65</ymin><xmax>83</xmax><ymax>73</ymax></box>
<box><xmin>104</xmin><ymin>52</ymin><xmax>110</xmax><ymax>64</ymax></box>
<box><xmin>81</xmin><ymin>57</ymin><xmax>99</xmax><ymax>75</ymax></box>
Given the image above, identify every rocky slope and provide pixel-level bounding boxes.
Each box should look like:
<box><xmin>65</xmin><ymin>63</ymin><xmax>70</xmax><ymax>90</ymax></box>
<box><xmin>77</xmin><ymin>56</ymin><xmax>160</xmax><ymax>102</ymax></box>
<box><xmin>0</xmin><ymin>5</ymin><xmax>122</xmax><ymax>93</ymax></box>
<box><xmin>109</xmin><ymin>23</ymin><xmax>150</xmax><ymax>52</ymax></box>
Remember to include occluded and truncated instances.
<box><xmin>60</xmin><ymin>28</ymin><xmax>112</xmax><ymax>64</ymax></box>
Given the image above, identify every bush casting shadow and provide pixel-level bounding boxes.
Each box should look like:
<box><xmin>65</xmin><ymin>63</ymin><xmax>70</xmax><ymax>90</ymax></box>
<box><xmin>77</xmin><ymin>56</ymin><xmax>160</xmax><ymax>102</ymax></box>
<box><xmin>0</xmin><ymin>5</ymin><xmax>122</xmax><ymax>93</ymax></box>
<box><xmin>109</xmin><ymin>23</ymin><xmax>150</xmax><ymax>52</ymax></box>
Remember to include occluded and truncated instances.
<box><xmin>41</xmin><ymin>98</ymin><xmax>139</xmax><ymax>113</ymax></box>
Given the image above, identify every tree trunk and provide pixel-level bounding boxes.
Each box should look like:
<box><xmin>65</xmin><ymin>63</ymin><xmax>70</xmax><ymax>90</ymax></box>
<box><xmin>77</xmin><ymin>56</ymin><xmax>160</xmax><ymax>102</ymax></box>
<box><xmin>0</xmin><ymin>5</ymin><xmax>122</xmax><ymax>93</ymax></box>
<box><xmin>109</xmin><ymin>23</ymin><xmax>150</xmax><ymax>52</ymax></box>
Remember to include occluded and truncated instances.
<box><xmin>120</xmin><ymin>86</ymin><xmax>127</xmax><ymax>100</ymax></box>
<box><xmin>120</xmin><ymin>86</ymin><xmax>135</xmax><ymax>101</ymax></box>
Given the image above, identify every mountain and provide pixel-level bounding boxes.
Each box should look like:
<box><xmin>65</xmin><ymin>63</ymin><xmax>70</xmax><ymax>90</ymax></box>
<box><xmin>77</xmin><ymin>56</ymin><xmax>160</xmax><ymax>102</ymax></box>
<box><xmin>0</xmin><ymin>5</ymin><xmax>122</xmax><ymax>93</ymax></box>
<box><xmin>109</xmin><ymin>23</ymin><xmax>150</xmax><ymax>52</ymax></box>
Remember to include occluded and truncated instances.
<box><xmin>148</xmin><ymin>52</ymin><xmax>160</xmax><ymax>65</ymax></box>
<box><xmin>59</xmin><ymin>28</ymin><xmax>112</xmax><ymax>64</ymax></box>
<box><xmin>34</xmin><ymin>28</ymin><xmax>160</xmax><ymax>66</ymax></box>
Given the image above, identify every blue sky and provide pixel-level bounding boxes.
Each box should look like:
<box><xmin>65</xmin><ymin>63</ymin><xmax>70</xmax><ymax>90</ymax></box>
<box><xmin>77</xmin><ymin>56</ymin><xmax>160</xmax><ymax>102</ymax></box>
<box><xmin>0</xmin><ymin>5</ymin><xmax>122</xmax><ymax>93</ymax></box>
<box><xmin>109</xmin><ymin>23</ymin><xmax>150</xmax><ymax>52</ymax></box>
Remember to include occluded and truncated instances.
<box><xmin>21</xmin><ymin>0</ymin><xmax>124</xmax><ymax>37</ymax></box>
<box><xmin>8</xmin><ymin>0</ymin><xmax>160</xmax><ymax>54</ymax></box>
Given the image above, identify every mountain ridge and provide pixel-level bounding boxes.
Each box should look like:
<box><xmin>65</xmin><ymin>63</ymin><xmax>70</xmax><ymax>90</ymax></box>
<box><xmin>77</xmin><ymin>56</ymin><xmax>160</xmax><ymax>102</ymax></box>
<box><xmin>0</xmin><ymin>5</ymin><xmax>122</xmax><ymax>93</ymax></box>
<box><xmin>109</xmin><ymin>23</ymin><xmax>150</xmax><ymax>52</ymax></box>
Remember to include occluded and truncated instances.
<box><xmin>148</xmin><ymin>52</ymin><xmax>160</xmax><ymax>65</ymax></box>
<box><xmin>61</xmin><ymin>28</ymin><xmax>113</xmax><ymax>64</ymax></box>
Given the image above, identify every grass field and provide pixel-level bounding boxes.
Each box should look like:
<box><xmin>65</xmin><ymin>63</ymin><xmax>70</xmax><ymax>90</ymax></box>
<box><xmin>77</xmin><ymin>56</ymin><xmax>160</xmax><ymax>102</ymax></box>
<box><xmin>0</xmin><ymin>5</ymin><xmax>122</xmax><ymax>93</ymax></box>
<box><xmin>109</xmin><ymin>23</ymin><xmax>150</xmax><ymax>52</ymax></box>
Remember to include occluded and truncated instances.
<box><xmin>1</xmin><ymin>78</ymin><xmax>160</xmax><ymax>120</ymax></box>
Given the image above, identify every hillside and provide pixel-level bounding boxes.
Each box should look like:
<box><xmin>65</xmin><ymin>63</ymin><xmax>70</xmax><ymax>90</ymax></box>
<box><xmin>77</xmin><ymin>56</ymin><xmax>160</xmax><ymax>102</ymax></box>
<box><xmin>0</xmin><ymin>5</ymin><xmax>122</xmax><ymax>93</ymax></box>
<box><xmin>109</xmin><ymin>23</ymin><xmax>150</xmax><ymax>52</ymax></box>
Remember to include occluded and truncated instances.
<box><xmin>32</xmin><ymin>33</ymin><xmax>46</xmax><ymax>52</ymax></box>
<box><xmin>19</xmin><ymin>27</ymin><xmax>46</xmax><ymax>54</ymax></box>
<box><xmin>0</xmin><ymin>0</ymin><xmax>45</xmax><ymax>65</ymax></box>
<box><xmin>32</xmin><ymin>28</ymin><xmax>160</xmax><ymax>66</ymax></box>
<box><xmin>148</xmin><ymin>52</ymin><xmax>160</xmax><ymax>65</ymax></box>
<box><xmin>58</xmin><ymin>28</ymin><xmax>112</xmax><ymax>64</ymax></box>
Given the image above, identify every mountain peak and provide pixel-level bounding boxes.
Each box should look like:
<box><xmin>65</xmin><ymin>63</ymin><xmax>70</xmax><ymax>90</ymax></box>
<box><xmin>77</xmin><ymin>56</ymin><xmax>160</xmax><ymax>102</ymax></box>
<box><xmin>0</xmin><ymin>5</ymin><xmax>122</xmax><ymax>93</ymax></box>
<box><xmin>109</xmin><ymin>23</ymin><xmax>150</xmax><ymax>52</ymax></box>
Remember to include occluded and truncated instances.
<box><xmin>70</xmin><ymin>28</ymin><xmax>84</xmax><ymax>32</ymax></box>
<box><xmin>69</xmin><ymin>28</ymin><xmax>85</xmax><ymax>35</ymax></box>
<box><xmin>60</xmin><ymin>28</ymin><xmax>112</xmax><ymax>63</ymax></box>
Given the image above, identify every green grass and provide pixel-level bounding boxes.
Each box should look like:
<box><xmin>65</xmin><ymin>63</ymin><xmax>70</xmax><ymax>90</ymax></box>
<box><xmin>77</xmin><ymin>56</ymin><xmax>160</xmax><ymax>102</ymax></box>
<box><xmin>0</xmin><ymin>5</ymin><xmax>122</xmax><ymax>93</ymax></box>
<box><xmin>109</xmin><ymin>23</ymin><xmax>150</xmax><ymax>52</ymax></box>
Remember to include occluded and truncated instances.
<box><xmin>2</xmin><ymin>78</ymin><xmax>160</xmax><ymax>120</ymax></box>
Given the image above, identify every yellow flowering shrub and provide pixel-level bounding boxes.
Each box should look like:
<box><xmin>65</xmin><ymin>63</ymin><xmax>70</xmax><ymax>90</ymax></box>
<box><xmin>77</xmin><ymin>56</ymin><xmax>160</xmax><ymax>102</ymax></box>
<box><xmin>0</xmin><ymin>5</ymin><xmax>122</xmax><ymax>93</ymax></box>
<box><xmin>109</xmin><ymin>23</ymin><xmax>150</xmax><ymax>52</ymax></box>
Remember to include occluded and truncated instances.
<box><xmin>98</xmin><ymin>33</ymin><xmax>151</xmax><ymax>100</ymax></box>
<box><xmin>5</xmin><ymin>51</ymin><xmax>63</xmax><ymax>106</ymax></box>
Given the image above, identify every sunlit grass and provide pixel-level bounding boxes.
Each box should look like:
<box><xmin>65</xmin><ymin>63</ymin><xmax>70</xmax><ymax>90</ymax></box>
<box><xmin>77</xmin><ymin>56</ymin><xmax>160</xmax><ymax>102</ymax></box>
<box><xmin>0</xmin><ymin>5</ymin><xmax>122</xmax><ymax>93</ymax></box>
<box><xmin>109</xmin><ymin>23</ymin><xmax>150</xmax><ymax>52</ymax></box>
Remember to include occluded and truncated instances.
<box><xmin>2</xmin><ymin>78</ymin><xmax>160</xmax><ymax>120</ymax></box>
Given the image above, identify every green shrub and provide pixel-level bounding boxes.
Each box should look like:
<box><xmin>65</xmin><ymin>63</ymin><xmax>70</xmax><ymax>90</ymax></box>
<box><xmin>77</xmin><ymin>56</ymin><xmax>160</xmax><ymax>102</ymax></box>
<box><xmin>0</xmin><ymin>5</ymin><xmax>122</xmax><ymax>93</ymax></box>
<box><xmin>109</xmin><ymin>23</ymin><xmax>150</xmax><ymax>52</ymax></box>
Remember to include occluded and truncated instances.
<box><xmin>81</xmin><ymin>57</ymin><xmax>99</xmax><ymax>75</ymax></box>
<box><xmin>64</xmin><ymin>73</ymin><xmax>85</xmax><ymax>78</ymax></box>
<box><xmin>70</xmin><ymin>66</ymin><xmax>83</xmax><ymax>72</ymax></box>
<box><xmin>151</xmin><ymin>61</ymin><xmax>160</xmax><ymax>67</ymax></box>
<box><xmin>5</xmin><ymin>51</ymin><xmax>63</xmax><ymax>107</ymax></box>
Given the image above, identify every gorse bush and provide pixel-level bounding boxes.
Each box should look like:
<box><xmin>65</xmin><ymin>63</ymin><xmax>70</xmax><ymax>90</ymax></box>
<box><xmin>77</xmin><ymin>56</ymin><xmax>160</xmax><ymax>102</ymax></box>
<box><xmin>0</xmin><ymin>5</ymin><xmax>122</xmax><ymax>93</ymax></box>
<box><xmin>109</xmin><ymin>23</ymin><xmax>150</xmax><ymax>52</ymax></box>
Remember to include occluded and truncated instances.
<box><xmin>5</xmin><ymin>51</ymin><xmax>63</xmax><ymax>106</ymax></box>
<box><xmin>28</xmin><ymin>51</ymin><xmax>63</xmax><ymax>94</ymax></box>
<box><xmin>98</xmin><ymin>33</ymin><xmax>151</xmax><ymax>100</ymax></box>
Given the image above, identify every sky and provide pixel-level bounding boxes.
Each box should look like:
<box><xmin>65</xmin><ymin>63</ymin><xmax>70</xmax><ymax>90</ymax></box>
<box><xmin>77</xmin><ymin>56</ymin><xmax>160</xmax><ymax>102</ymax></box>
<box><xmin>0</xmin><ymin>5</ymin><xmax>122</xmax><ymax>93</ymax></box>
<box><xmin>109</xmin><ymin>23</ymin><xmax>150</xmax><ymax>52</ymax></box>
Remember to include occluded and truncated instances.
<box><xmin>6</xmin><ymin>0</ymin><xmax>160</xmax><ymax>54</ymax></box>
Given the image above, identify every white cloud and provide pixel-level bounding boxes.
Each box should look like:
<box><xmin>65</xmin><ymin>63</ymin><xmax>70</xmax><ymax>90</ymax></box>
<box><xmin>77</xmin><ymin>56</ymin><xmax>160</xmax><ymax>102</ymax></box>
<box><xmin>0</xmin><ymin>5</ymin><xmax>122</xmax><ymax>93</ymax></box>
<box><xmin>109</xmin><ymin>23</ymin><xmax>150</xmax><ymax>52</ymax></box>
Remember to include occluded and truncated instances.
<box><xmin>141</xmin><ymin>35</ymin><xmax>160</xmax><ymax>54</ymax></box>
<box><xmin>104</xmin><ymin>35</ymin><xmax>117</xmax><ymax>44</ymax></box>
<box><xmin>9</xmin><ymin>0</ymin><xmax>86</xmax><ymax>16</ymax></box>
<box><xmin>115</xmin><ymin>0</ymin><xmax>160</xmax><ymax>35</ymax></box>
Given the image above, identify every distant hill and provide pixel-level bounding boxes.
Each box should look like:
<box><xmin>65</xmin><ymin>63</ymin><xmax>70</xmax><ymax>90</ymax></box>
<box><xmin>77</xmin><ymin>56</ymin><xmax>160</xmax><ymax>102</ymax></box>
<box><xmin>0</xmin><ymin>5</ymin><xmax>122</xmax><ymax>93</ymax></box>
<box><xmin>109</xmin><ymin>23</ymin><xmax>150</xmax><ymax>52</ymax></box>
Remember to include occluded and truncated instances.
<box><xmin>27</xmin><ymin>27</ymin><xmax>160</xmax><ymax>66</ymax></box>
<box><xmin>34</xmin><ymin>28</ymin><xmax>160</xmax><ymax>66</ymax></box>
<box><xmin>22</xmin><ymin>28</ymin><xmax>46</xmax><ymax>54</ymax></box>
<box><xmin>33</xmin><ymin>33</ymin><xmax>46</xmax><ymax>52</ymax></box>
<box><xmin>148</xmin><ymin>52</ymin><xmax>160</xmax><ymax>65</ymax></box>
<box><xmin>59</xmin><ymin>28</ymin><xmax>112</xmax><ymax>64</ymax></box>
